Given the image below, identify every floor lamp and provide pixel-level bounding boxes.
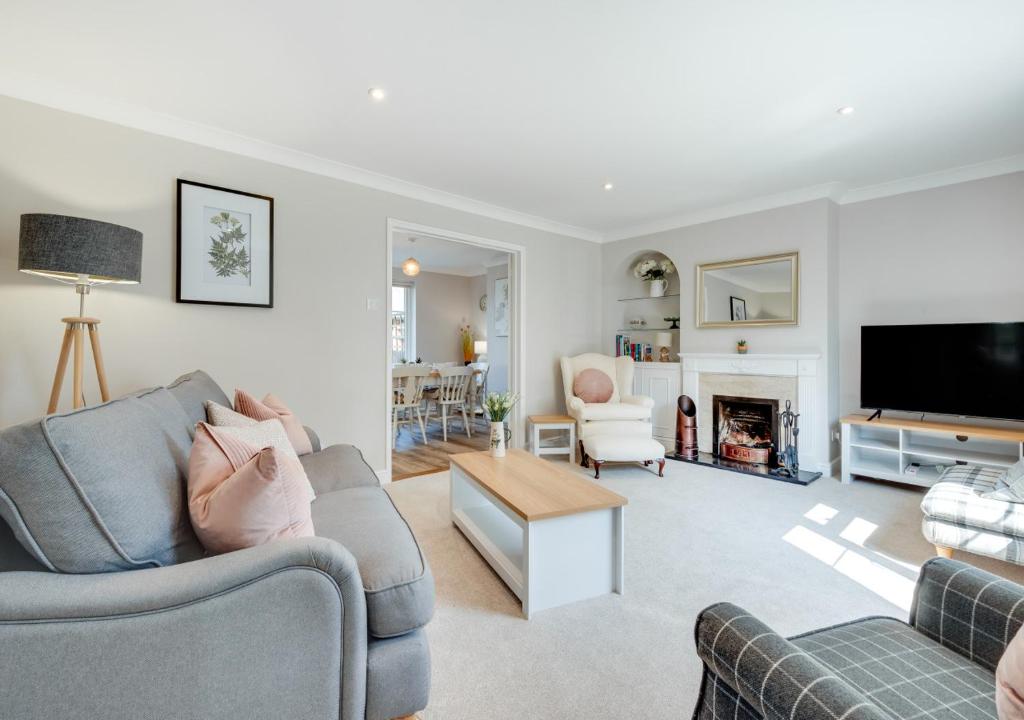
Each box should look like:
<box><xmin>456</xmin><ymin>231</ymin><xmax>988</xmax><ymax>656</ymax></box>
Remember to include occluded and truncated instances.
<box><xmin>18</xmin><ymin>214</ymin><xmax>143</xmax><ymax>413</ymax></box>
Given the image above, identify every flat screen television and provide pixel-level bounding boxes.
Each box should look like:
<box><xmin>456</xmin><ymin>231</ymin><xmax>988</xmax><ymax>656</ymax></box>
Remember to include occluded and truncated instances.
<box><xmin>861</xmin><ymin>322</ymin><xmax>1024</xmax><ymax>422</ymax></box>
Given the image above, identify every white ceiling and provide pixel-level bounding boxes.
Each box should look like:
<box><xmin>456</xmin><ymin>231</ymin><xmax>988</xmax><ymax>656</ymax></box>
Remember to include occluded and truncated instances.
<box><xmin>2</xmin><ymin>1</ymin><xmax>1022</xmax><ymax>241</ymax></box>
<box><xmin>393</xmin><ymin>232</ymin><xmax>507</xmax><ymax>277</ymax></box>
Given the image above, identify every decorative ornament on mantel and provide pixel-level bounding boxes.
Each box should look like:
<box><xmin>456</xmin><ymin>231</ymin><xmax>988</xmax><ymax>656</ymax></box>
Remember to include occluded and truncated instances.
<box><xmin>736</xmin><ymin>339</ymin><xmax>748</xmax><ymax>355</ymax></box>
<box><xmin>633</xmin><ymin>257</ymin><xmax>676</xmax><ymax>297</ymax></box>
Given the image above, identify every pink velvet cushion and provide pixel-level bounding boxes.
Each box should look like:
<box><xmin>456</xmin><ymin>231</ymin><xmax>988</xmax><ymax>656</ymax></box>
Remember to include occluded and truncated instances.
<box><xmin>998</xmin><ymin>626</ymin><xmax>1024</xmax><ymax>719</ymax></box>
<box><xmin>187</xmin><ymin>423</ymin><xmax>315</xmax><ymax>555</ymax></box>
<box><xmin>234</xmin><ymin>389</ymin><xmax>314</xmax><ymax>456</ymax></box>
<box><xmin>573</xmin><ymin>368</ymin><xmax>614</xmax><ymax>403</ymax></box>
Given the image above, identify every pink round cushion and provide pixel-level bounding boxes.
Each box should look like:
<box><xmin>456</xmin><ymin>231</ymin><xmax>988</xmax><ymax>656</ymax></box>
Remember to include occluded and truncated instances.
<box><xmin>573</xmin><ymin>368</ymin><xmax>614</xmax><ymax>403</ymax></box>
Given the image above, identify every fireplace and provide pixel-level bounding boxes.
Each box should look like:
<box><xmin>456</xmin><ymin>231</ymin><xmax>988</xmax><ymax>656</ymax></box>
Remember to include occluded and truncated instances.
<box><xmin>712</xmin><ymin>395</ymin><xmax>779</xmax><ymax>465</ymax></box>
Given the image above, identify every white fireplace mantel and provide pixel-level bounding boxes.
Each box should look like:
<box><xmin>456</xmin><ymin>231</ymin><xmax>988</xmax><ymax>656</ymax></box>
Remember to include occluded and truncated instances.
<box><xmin>681</xmin><ymin>352</ymin><xmax>828</xmax><ymax>473</ymax></box>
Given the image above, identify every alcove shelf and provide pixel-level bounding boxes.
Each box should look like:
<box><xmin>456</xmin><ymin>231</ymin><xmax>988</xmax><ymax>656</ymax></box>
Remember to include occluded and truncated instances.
<box><xmin>617</xmin><ymin>293</ymin><xmax>680</xmax><ymax>302</ymax></box>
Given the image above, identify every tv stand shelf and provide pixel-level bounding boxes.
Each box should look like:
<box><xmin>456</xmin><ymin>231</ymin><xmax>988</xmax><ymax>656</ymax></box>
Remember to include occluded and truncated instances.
<box><xmin>841</xmin><ymin>415</ymin><xmax>1024</xmax><ymax>487</ymax></box>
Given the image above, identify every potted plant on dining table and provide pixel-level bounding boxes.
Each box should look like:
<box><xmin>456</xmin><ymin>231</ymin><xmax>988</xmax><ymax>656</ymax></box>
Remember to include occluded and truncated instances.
<box><xmin>483</xmin><ymin>391</ymin><xmax>520</xmax><ymax>458</ymax></box>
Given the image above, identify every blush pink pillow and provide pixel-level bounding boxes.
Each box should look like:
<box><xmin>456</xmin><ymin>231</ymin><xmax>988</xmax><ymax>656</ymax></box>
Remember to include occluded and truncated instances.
<box><xmin>997</xmin><ymin>625</ymin><xmax>1024</xmax><ymax>720</ymax></box>
<box><xmin>187</xmin><ymin>423</ymin><xmax>314</xmax><ymax>554</ymax></box>
<box><xmin>573</xmin><ymin>368</ymin><xmax>614</xmax><ymax>403</ymax></box>
<box><xmin>234</xmin><ymin>389</ymin><xmax>314</xmax><ymax>456</ymax></box>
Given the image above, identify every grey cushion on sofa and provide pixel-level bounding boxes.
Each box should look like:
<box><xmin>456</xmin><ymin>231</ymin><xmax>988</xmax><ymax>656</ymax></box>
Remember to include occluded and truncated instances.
<box><xmin>166</xmin><ymin>369</ymin><xmax>231</xmax><ymax>429</ymax></box>
<box><xmin>0</xmin><ymin>387</ymin><xmax>204</xmax><ymax>573</ymax></box>
<box><xmin>312</xmin><ymin>488</ymin><xmax>434</xmax><ymax>638</ymax></box>
<box><xmin>301</xmin><ymin>444</ymin><xmax>379</xmax><ymax>495</ymax></box>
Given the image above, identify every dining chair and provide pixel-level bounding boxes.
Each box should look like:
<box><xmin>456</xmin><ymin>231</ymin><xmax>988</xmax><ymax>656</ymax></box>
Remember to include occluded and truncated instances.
<box><xmin>424</xmin><ymin>366</ymin><xmax>474</xmax><ymax>442</ymax></box>
<box><xmin>466</xmin><ymin>362</ymin><xmax>489</xmax><ymax>416</ymax></box>
<box><xmin>392</xmin><ymin>365</ymin><xmax>431</xmax><ymax>444</ymax></box>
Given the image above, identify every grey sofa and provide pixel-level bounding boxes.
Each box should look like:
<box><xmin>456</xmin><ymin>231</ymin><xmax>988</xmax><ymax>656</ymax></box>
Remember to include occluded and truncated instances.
<box><xmin>0</xmin><ymin>371</ymin><xmax>433</xmax><ymax>720</ymax></box>
<box><xmin>692</xmin><ymin>557</ymin><xmax>1021</xmax><ymax>719</ymax></box>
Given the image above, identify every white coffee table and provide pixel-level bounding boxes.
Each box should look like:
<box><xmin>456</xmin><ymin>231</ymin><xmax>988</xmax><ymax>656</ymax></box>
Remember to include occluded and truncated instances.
<box><xmin>449</xmin><ymin>449</ymin><xmax>627</xmax><ymax>618</ymax></box>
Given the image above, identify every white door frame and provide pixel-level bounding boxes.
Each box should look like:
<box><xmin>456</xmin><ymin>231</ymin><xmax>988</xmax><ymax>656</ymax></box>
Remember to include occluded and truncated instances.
<box><xmin>384</xmin><ymin>219</ymin><xmax>526</xmax><ymax>483</ymax></box>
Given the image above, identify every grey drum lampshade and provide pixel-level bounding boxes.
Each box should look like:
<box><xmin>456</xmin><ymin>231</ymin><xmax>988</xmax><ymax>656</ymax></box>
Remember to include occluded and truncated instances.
<box><xmin>18</xmin><ymin>214</ymin><xmax>143</xmax><ymax>284</ymax></box>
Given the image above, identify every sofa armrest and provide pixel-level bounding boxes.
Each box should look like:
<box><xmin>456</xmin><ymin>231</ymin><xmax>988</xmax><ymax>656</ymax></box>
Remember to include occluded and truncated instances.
<box><xmin>910</xmin><ymin>556</ymin><xmax>1024</xmax><ymax>671</ymax></box>
<box><xmin>0</xmin><ymin>537</ymin><xmax>368</xmax><ymax>720</ymax></box>
<box><xmin>694</xmin><ymin>602</ymin><xmax>886</xmax><ymax>720</ymax></box>
<box><xmin>304</xmin><ymin>425</ymin><xmax>322</xmax><ymax>453</ymax></box>
<box><xmin>620</xmin><ymin>394</ymin><xmax>654</xmax><ymax>409</ymax></box>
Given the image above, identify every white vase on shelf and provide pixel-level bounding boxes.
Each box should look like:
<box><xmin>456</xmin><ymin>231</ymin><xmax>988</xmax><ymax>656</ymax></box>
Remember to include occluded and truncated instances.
<box><xmin>648</xmin><ymin>278</ymin><xmax>667</xmax><ymax>297</ymax></box>
<box><xmin>489</xmin><ymin>421</ymin><xmax>506</xmax><ymax>458</ymax></box>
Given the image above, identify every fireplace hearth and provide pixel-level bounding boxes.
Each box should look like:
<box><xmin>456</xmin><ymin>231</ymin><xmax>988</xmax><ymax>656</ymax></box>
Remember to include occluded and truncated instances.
<box><xmin>668</xmin><ymin>392</ymin><xmax>822</xmax><ymax>485</ymax></box>
<box><xmin>713</xmin><ymin>395</ymin><xmax>778</xmax><ymax>465</ymax></box>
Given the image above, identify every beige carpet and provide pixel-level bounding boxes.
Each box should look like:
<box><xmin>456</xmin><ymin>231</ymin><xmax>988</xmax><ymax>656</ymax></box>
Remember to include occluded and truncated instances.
<box><xmin>386</xmin><ymin>459</ymin><xmax>1024</xmax><ymax>720</ymax></box>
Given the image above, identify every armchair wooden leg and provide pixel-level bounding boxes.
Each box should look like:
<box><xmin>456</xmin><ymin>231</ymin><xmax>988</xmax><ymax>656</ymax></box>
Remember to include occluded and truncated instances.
<box><xmin>578</xmin><ymin>440</ymin><xmax>587</xmax><ymax>466</ymax></box>
<box><xmin>935</xmin><ymin>545</ymin><xmax>954</xmax><ymax>559</ymax></box>
<box><xmin>656</xmin><ymin>458</ymin><xmax>665</xmax><ymax>477</ymax></box>
<box><xmin>592</xmin><ymin>460</ymin><xmax>602</xmax><ymax>479</ymax></box>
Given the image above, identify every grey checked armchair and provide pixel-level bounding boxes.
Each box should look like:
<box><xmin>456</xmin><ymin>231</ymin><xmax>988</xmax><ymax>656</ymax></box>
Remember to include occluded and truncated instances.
<box><xmin>692</xmin><ymin>558</ymin><xmax>1023</xmax><ymax>720</ymax></box>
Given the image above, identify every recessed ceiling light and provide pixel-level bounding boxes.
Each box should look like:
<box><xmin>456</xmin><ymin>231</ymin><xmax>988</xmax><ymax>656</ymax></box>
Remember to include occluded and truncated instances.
<box><xmin>368</xmin><ymin>87</ymin><xmax>387</xmax><ymax>102</ymax></box>
<box><xmin>603</xmin><ymin>182</ymin><xmax>614</xmax><ymax>191</ymax></box>
<box><xmin>837</xmin><ymin>106</ymin><xmax>855</xmax><ymax>116</ymax></box>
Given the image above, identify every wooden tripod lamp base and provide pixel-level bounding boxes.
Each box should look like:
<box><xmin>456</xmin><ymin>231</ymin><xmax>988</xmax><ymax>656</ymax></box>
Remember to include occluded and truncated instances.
<box><xmin>48</xmin><ymin>316</ymin><xmax>111</xmax><ymax>414</ymax></box>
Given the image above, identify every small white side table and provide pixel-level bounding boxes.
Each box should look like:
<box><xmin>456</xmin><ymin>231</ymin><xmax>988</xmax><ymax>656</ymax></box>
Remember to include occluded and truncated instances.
<box><xmin>529</xmin><ymin>414</ymin><xmax>576</xmax><ymax>462</ymax></box>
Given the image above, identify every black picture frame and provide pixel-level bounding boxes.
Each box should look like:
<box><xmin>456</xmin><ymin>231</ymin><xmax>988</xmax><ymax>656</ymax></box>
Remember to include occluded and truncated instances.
<box><xmin>176</xmin><ymin>179</ymin><xmax>274</xmax><ymax>308</ymax></box>
<box><xmin>729</xmin><ymin>296</ymin><xmax>747</xmax><ymax>321</ymax></box>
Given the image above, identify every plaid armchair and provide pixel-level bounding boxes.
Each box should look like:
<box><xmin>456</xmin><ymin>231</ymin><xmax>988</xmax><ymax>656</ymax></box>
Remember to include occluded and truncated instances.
<box><xmin>692</xmin><ymin>558</ymin><xmax>1024</xmax><ymax>720</ymax></box>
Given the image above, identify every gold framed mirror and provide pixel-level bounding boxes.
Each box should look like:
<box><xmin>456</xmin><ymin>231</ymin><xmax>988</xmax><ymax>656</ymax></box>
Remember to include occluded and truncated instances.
<box><xmin>696</xmin><ymin>251</ymin><xmax>799</xmax><ymax>328</ymax></box>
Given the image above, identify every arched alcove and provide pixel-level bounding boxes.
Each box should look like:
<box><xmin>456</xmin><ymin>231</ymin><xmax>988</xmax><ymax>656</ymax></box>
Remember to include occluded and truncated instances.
<box><xmin>612</xmin><ymin>249</ymin><xmax>683</xmax><ymax>361</ymax></box>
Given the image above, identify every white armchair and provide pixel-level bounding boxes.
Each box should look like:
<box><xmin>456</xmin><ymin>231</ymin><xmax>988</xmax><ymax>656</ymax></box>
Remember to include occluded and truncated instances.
<box><xmin>560</xmin><ymin>353</ymin><xmax>653</xmax><ymax>439</ymax></box>
<box><xmin>560</xmin><ymin>353</ymin><xmax>664</xmax><ymax>476</ymax></box>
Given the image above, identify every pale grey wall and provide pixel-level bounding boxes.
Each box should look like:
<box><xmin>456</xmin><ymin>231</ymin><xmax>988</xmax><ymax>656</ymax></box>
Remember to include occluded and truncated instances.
<box><xmin>469</xmin><ymin>274</ymin><xmax>487</xmax><ymax>342</ymax></box>
<box><xmin>837</xmin><ymin>171</ymin><xmax>1024</xmax><ymax>420</ymax></box>
<box><xmin>485</xmin><ymin>263</ymin><xmax>510</xmax><ymax>393</ymax></box>
<box><xmin>0</xmin><ymin>96</ymin><xmax>603</xmax><ymax>471</ymax></box>
<box><xmin>394</xmin><ymin>269</ymin><xmax>474</xmax><ymax>364</ymax></box>
<box><xmin>602</xmin><ymin>199</ymin><xmax>840</xmax><ymax>467</ymax></box>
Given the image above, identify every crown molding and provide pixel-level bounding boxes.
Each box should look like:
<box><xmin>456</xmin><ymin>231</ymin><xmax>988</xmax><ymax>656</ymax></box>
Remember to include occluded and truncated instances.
<box><xmin>3</xmin><ymin>70</ymin><xmax>1021</xmax><ymax>247</ymax></box>
<box><xmin>392</xmin><ymin>264</ymin><xmax>487</xmax><ymax>277</ymax></box>
<box><xmin>602</xmin><ymin>182</ymin><xmax>847</xmax><ymax>242</ymax></box>
<box><xmin>603</xmin><ymin>152</ymin><xmax>1024</xmax><ymax>242</ymax></box>
<box><xmin>0</xmin><ymin>71</ymin><xmax>604</xmax><ymax>243</ymax></box>
<box><xmin>838</xmin><ymin>153</ymin><xmax>1024</xmax><ymax>205</ymax></box>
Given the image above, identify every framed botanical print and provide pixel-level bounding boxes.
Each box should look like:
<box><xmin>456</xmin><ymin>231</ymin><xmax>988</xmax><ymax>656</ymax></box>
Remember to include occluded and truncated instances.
<box><xmin>176</xmin><ymin>179</ymin><xmax>274</xmax><ymax>307</ymax></box>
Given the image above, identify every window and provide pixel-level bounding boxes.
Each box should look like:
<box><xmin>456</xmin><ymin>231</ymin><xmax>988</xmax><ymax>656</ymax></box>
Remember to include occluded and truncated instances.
<box><xmin>391</xmin><ymin>283</ymin><xmax>415</xmax><ymax>362</ymax></box>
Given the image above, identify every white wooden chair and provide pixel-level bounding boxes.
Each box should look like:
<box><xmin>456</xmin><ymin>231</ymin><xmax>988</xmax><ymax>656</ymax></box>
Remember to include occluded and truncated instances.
<box><xmin>392</xmin><ymin>365</ymin><xmax>431</xmax><ymax>444</ymax></box>
<box><xmin>467</xmin><ymin>362</ymin><xmax>489</xmax><ymax>415</ymax></box>
<box><xmin>424</xmin><ymin>366</ymin><xmax>474</xmax><ymax>441</ymax></box>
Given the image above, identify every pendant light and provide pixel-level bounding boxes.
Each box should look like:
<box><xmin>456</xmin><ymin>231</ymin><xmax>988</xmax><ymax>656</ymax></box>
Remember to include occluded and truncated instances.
<box><xmin>401</xmin><ymin>237</ymin><xmax>420</xmax><ymax>277</ymax></box>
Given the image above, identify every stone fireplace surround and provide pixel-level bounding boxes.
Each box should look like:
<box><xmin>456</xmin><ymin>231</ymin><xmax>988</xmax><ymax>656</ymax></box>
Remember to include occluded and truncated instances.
<box><xmin>681</xmin><ymin>353</ymin><xmax>826</xmax><ymax>473</ymax></box>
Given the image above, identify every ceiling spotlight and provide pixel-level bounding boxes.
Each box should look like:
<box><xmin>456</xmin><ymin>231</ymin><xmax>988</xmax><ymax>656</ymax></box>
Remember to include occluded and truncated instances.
<box><xmin>836</xmin><ymin>106</ymin><xmax>855</xmax><ymax>116</ymax></box>
<box><xmin>368</xmin><ymin>87</ymin><xmax>387</xmax><ymax>102</ymax></box>
<box><xmin>603</xmin><ymin>182</ymin><xmax>614</xmax><ymax>191</ymax></box>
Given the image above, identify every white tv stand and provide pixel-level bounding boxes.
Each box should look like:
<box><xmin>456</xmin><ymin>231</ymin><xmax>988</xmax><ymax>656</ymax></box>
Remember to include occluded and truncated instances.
<box><xmin>841</xmin><ymin>414</ymin><xmax>1024</xmax><ymax>487</ymax></box>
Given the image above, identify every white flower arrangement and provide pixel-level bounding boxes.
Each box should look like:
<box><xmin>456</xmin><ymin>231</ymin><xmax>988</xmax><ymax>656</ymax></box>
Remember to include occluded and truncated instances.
<box><xmin>633</xmin><ymin>257</ymin><xmax>676</xmax><ymax>280</ymax></box>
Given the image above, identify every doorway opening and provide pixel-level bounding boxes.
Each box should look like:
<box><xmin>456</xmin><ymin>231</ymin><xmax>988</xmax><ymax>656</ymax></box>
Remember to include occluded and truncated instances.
<box><xmin>385</xmin><ymin>220</ymin><xmax>524</xmax><ymax>482</ymax></box>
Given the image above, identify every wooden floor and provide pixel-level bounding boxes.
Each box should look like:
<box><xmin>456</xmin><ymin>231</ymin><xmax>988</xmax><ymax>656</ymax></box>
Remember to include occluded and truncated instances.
<box><xmin>392</xmin><ymin>413</ymin><xmax>490</xmax><ymax>480</ymax></box>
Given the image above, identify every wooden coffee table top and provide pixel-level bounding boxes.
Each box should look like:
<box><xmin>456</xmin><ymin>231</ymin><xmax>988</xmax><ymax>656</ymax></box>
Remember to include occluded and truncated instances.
<box><xmin>449</xmin><ymin>449</ymin><xmax>627</xmax><ymax>522</ymax></box>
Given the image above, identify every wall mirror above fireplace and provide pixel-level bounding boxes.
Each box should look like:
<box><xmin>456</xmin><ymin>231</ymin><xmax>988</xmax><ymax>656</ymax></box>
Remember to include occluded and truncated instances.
<box><xmin>696</xmin><ymin>251</ymin><xmax>799</xmax><ymax>328</ymax></box>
